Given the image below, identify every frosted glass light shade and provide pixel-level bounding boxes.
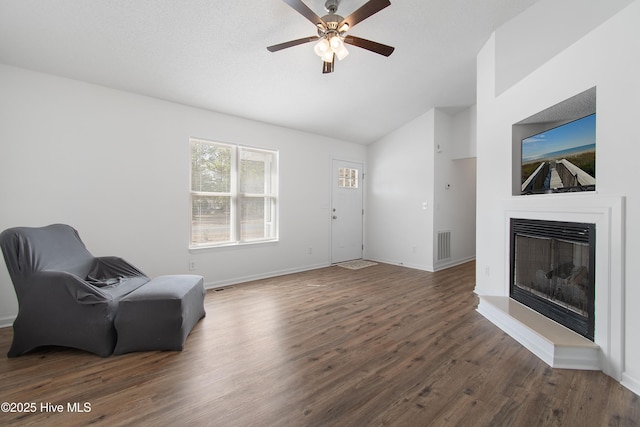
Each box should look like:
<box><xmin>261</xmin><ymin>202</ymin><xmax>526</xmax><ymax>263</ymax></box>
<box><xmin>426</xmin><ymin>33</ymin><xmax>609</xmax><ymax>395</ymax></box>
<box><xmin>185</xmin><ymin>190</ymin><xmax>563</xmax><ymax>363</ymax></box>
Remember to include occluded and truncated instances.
<box><xmin>314</xmin><ymin>38</ymin><xmax>330</xmax><ymax>57</ymax></box>
<box><xmin>329</xmin><ymin>35</ymin><xmax>342</xmax><ymax>50</ymax></box>
<box><xmin>334</xmin><ymin>44</ymin><xmax>349</xmax><ymax>60</ymax></box>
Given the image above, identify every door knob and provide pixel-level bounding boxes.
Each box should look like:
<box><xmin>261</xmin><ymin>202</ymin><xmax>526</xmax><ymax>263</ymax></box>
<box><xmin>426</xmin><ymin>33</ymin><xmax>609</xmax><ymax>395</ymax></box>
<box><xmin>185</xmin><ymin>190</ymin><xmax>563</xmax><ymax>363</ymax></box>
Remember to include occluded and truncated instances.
<box><xmin>332</xmin><ymin>215</ymin><xmax>337</xmax><ymax>219</ymax></box>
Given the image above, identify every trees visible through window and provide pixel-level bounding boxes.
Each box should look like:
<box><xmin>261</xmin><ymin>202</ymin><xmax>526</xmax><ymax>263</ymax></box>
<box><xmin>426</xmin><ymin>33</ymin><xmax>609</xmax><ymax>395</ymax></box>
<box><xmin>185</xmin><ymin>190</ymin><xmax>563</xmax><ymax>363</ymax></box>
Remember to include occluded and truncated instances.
<box><xmin>190</xmin><ymin>138</ymin><xmax>278</xmax><ymax>248</ymax></box>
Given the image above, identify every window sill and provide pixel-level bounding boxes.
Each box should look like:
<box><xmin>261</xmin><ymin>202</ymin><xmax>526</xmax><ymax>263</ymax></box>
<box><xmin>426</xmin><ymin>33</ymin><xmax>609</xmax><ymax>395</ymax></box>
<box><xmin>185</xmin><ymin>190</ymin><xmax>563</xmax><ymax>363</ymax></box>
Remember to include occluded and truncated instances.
<box><xmin>188</xmin><ymin>239</ymin><xmax>279</xmax><ymax>253</ymax></box>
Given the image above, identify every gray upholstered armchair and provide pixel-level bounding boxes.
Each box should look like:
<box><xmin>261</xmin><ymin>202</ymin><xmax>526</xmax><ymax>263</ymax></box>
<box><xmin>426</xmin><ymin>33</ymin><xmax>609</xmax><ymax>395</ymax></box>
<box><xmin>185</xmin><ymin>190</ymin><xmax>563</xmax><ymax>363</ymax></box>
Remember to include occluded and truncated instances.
<box><xmin>0</xmin><ymin>224</ymin><xmax>150</xmax><ymax>357</ymax></box>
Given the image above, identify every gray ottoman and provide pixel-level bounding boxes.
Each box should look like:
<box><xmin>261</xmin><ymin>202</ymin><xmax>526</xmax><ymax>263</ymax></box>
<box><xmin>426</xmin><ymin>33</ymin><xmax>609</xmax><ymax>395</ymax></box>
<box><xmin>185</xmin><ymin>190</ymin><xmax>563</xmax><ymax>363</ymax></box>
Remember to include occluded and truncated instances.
<box><xmin>113</xmin><ymin>275</ymin><xmax>205</xmax><ymax>355</ymax></box>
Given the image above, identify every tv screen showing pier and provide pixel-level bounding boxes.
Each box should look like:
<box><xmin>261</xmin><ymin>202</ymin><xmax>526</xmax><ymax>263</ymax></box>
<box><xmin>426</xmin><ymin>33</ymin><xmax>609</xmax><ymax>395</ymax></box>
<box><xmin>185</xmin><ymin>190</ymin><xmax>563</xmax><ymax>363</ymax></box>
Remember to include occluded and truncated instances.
<box><xmin>521</xmin><ymin>113</ymin><xmax>596</xmax><ymax>195</ymax></box>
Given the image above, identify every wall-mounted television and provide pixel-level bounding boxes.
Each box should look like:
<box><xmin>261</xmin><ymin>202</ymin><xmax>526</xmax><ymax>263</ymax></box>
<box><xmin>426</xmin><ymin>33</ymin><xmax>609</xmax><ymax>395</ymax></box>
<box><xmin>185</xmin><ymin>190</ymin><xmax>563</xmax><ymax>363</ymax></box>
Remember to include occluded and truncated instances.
<box><xmin>521</xmin><ymin>113</ymin><xmax>596</xmax><ymax>195</ymax></box>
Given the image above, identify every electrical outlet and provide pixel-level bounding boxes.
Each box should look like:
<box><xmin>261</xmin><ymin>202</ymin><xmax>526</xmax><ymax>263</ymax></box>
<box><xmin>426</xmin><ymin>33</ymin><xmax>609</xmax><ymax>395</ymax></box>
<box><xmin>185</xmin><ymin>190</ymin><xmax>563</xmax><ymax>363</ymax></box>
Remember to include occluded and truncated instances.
<box><xmin>189</xmin><ymin>260</ymin><xmax>196</xmax><ymax>271</ymax></box>
<box><xmin>308</xmin><ymin>247</ymin><xmax>313</xmax><ymax>254</ymax></box>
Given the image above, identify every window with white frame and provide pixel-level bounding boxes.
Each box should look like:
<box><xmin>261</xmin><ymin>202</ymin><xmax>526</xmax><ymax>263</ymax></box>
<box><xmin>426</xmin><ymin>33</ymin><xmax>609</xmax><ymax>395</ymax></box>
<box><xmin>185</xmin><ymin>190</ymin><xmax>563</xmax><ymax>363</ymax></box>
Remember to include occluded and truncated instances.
<box><xmin>190</xmin><ymin>138</ymin><xmax>278</xmax><ymax>248</ymax></box>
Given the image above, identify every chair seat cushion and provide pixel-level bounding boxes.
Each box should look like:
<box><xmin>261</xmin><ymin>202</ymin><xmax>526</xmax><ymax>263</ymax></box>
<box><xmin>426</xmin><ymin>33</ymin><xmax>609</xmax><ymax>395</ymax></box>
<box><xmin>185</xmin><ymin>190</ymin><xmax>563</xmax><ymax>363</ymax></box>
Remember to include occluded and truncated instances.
<box><xmin>113</xmin><ymin>275</ymin><xmax>205</xmax><ymax>355</ymax></box>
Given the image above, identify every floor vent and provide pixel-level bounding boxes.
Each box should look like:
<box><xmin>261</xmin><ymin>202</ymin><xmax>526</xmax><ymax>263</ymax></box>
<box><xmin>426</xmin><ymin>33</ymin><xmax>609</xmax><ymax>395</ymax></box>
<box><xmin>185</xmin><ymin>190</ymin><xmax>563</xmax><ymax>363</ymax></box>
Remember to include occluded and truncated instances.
<box><xmin>213</xmin><ymin>286</ymin><xmax>234</xmax><ymax>292</ymax></box>
<box><xmin>437</xmin><ymin>231</ymin><xmax>451</xmax><ymax>261</ymax></box>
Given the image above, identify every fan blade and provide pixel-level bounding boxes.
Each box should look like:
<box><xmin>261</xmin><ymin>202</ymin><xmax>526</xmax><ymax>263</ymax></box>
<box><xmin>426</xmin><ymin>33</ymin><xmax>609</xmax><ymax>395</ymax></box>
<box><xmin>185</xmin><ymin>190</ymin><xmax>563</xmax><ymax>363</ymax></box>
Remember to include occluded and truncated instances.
<box><xmin>344</xmin><ymin>35</ymin><xmax>395</xmax><ymax>56</ymax></box>
<box><xmin>282</xmin><ymin>0</ymin><xmax>326</xmax><ymax>27</ymax></box>
<box><xmin>267</xmin><ymin>36</ymin><xmax>320</xmax><ymax>52</ymax></box>
<box><xmin>339</xmin><ymin>0</ymin><xmax>391</xmax><ymax>29</ymax></box>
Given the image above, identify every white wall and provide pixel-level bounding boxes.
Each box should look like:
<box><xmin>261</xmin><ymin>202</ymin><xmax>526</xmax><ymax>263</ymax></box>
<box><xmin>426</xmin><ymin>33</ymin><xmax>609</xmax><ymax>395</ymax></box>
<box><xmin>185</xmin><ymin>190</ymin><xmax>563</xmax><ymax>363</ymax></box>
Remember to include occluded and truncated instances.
<box><xmin>365</xmin><ymin>107</ymin><xmax>476</xmax><ymax>271</ymax></box>
<box><xmin>450</xmin><ymin>105</ymin><xmax>477</xmax><ymax>160</ymax></box>
<box><xmin>365</xmin><ymin>110</ymin><xmax>436</xmax><ymax>270</ymax></box>
<box><xmin>495</xmin><ymin>0</ymin><xmax>634</xmax><ymax>95</ymax></box>
<box><xmin>0</xmin><ymin>64</ymin><xmax>366</xmax><ymax>325</ymax></box>
<box><xmin>433</xmin><ymin>110</ymin><xmax>477</xmax><ymax>269</ymax></box>
<box><xmin>475</xmin><ymin>0</ymin><xmax>640</xmax><ymax>394</ymax></box>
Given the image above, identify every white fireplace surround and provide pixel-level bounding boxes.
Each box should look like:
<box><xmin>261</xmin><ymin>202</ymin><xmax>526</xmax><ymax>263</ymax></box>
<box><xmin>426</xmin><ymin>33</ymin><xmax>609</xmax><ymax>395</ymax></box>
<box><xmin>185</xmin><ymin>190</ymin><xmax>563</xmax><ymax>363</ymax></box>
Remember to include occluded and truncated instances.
<box><xmin>477</xmin><ymin>194</ymin><xmax>625</xmax><ymax>380</ymax></box>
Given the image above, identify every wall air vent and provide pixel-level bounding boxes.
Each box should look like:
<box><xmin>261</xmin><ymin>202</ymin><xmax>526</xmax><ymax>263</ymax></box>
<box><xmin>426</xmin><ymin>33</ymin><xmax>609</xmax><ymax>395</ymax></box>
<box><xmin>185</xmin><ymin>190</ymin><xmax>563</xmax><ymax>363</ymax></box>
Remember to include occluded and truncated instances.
<box><xmin>437</xmin><ymin>231</ymin><xmax>451</xmax><ymax>261</ymax></box>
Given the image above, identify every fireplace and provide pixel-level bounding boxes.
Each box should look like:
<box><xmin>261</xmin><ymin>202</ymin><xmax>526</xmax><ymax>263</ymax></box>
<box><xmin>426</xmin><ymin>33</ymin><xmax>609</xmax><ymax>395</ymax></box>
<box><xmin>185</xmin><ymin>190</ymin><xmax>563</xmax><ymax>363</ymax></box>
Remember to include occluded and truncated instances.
<box><xmin>510</xmin><ymin>218</ymin><xmax>595</xmax><ymax>340</ymax></box>
<box><xmin>478</xmin><ymin>195</ymin><xmax>623</xmax><ymax>377</ymax></box>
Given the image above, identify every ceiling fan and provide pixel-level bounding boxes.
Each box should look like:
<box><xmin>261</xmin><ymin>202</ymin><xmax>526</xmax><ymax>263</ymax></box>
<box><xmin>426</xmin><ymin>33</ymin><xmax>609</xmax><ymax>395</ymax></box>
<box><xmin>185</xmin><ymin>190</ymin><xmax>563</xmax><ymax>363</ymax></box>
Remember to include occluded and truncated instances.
<box><xmin>267</xmin><ymin>0</ymin><xmax>395</xmax><ymax>74</ymax></box>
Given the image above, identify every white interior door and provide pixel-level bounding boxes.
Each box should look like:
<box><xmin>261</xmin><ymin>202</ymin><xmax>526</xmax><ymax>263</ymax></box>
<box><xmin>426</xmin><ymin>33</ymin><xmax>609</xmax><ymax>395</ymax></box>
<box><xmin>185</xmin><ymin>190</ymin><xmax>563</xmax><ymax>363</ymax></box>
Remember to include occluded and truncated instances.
<box><xmin>331</xmin><ymin>159</ymin><xmax>364</xmax><ymax>263</ymax></box>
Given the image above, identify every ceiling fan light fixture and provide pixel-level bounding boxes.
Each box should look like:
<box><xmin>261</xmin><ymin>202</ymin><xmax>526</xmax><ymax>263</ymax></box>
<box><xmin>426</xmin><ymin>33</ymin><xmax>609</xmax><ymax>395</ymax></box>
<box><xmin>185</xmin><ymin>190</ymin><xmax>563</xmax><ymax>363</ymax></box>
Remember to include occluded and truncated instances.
<box><xmin>321</xmin><ymin>50</ymin><xmax>334</xmax><ymax>62</ymax></box>
<box><xmin>334</xmin><ymin>43</ymin><xmax>349</xmax><ymax>60</ymax></box>
<box><xmin>329</xmin><ymin>35</ymin><xmax>342</xmax><ymax>50</ymax></box>
<box><xmin>315</xmin><ymin>35</ymin><xmax>347</xmax><ymax>61</ymax></box>
<box><xmin>312</xmin><ymin>34</ymin><xmax>347</xmax><ymax>61</ymax></box>
<box><xmin>267</xmin><ymin>0</ymin><xmax>395</xmax><ymax>74</ymax></box>
<box><xmin>313</xmin><ymin>38</ymin><xmax>330</xmax><ymax>56</ymax></box>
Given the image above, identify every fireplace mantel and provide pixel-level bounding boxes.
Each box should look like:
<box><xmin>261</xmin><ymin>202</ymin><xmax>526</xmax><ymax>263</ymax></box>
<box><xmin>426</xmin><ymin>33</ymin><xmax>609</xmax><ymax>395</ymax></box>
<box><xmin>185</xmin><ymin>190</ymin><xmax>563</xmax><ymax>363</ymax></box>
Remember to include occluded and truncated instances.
<box><xmin>477</xmin><ymin>194</ymin><xmax>625</xmax><ymax>380</ymax></box>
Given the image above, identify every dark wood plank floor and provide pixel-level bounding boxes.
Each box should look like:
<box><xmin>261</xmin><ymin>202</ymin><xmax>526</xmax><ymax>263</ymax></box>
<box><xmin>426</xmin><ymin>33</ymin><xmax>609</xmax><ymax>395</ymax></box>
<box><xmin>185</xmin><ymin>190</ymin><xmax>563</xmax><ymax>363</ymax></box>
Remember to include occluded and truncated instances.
<box><xmin>0</xmin><ymin>261</ymin><xmax>638</xmax><ymax>426</ymax></box>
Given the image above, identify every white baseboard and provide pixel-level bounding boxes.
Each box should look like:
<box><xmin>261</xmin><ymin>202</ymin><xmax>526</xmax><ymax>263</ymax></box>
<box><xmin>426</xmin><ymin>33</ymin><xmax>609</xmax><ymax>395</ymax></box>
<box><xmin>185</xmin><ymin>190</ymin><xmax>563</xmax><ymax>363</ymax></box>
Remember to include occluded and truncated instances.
<box><xmin>433</xmin><ymin>255</ymin><xmax>476</xmax><ymax>271</ymax></box>
<box><xmin>0</xmin><ymin>315</ymin><xmax>15</xmax><ymax>329</ymax></box>
<box><xmin>622</xmin><ymin>372</ymin><xmax>640</xmax><ymax>397</ymax></box>
<box><xmin>366</xmin><ymin>256</ymin><xmax>475</xmax><ymax>273</ymax></box>
<box><xmin>366</xmin><ymin>256</ymin><xmax>434</xmax><ymax>272</ymax></box>
<box><xmin>203</xmin><ymin>262</ymin><xmax>331</xmax><ymax>290</ymax></box>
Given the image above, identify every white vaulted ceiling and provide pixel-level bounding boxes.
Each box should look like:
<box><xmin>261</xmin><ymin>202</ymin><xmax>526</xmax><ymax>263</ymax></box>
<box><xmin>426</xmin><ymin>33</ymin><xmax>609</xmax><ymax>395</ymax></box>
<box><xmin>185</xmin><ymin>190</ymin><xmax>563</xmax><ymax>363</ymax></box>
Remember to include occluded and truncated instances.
<box><xmin>0</xmin><ymin>0</ymin><xmax>540</xmax><ymax>144</ymax></box>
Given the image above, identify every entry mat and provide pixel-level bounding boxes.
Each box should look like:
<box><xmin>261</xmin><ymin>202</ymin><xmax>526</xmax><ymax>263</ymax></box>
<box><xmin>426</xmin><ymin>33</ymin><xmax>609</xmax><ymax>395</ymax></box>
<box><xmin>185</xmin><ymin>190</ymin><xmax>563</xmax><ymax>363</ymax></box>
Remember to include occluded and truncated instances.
<box><xmin>336</xmin><ymin>260</ymin><xmax>378</xmax><ymax>270</ymax></box>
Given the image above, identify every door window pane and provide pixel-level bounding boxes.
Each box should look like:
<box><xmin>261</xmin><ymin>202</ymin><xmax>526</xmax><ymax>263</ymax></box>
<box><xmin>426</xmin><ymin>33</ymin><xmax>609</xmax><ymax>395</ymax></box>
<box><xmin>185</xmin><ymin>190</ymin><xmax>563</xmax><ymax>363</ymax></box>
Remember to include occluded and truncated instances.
<box><xmin>338</xmin><ymin>167</ymin><xmax>359</xmax><ymax>189</ymax></box>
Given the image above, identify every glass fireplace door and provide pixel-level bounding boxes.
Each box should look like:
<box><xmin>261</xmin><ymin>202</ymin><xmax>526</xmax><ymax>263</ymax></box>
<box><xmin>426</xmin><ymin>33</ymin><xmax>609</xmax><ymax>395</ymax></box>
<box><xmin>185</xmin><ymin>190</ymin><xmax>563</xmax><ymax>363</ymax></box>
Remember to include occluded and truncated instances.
<box><xmin>510</xmin><ymin>219</ymin><xmax>595</xmax><ymax>340</ymax></box>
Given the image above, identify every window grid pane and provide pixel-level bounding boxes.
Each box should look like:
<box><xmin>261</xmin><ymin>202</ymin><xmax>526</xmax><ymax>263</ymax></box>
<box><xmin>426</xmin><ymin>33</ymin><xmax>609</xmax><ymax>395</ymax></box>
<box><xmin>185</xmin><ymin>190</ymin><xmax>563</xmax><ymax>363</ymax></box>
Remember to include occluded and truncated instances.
<box><xmin>241</xmin><ymin>148</ymin><xmax>270</xmax><ymax>194</ymax></box>
<box><xmin>191</xmin><ymin>195</ymin><xmax>232</xmax><ymax>244</ymax></box>
<box><xmin>240</xmin><ymin>196</ymin><xmax>271</xmax><ymax>241</ymax></box>
<box><xmin>191</xmin><ymin>141</ymin><xmax>232</xmax><ymax>193</ymax></box>
<box><xmin>338</xmin><ymin>167</ymin><xmax>359</xmax><ymax>189</ymax></box>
